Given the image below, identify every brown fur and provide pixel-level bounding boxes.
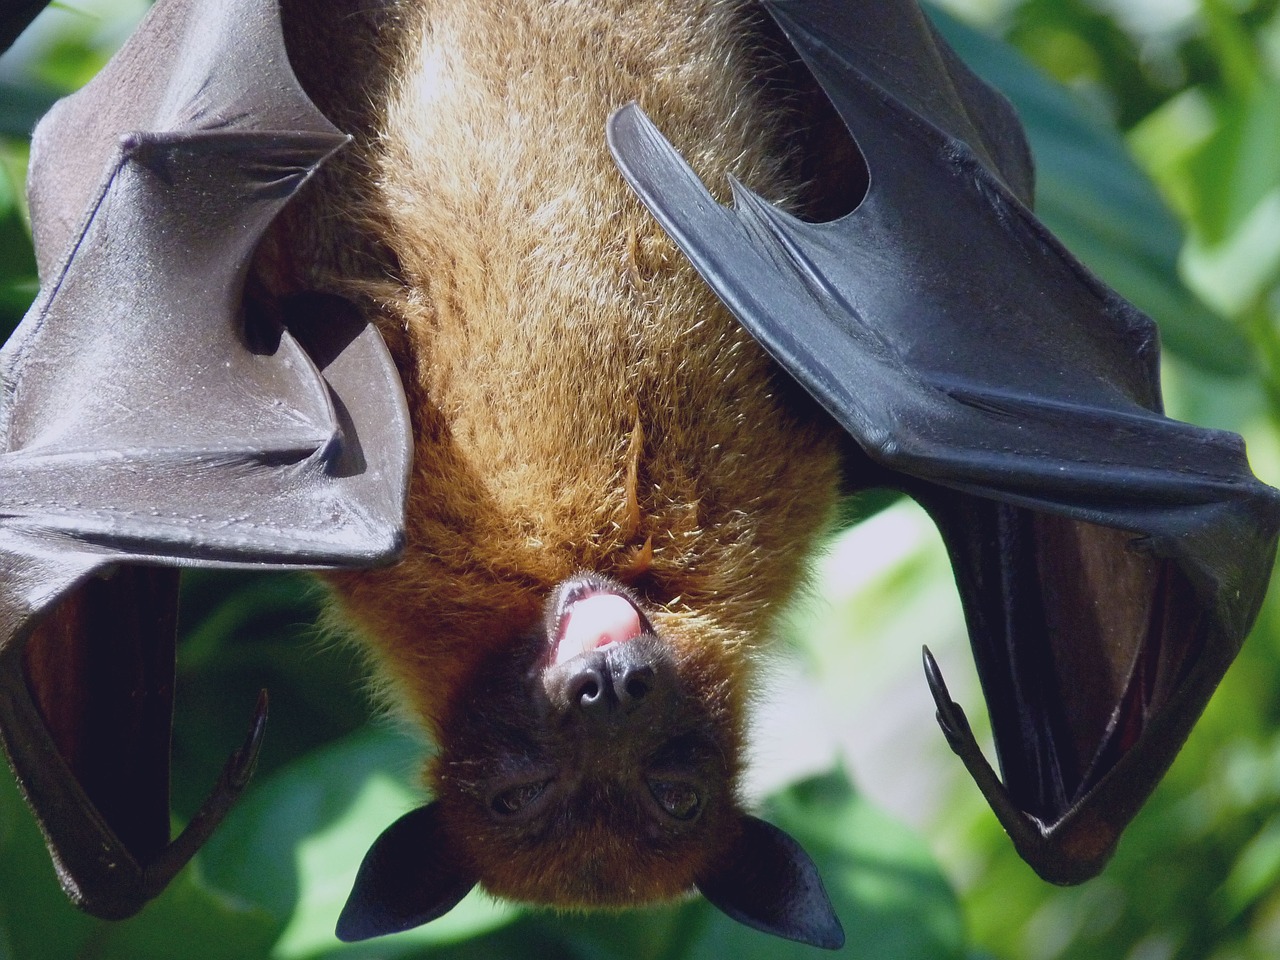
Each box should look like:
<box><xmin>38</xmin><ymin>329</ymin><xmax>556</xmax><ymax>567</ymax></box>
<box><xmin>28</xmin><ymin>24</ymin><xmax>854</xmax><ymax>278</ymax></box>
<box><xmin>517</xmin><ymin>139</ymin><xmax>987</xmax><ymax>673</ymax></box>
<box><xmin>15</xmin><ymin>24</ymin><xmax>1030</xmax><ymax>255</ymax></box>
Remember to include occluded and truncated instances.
<box><xmin>265</xmin><ymin>0</ymin><xmax>844</xmax><ymax>911</ymax></box>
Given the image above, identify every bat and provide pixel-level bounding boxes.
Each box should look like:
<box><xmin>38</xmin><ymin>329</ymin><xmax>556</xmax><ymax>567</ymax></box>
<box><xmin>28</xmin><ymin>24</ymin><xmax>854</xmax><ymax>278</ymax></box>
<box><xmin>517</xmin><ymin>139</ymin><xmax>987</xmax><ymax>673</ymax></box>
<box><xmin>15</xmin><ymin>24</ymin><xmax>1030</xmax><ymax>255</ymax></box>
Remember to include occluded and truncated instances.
<box><xmin>1</xmin><ymin>0</ymin><xmax>1276</xmax><ymax>950</ymax></box>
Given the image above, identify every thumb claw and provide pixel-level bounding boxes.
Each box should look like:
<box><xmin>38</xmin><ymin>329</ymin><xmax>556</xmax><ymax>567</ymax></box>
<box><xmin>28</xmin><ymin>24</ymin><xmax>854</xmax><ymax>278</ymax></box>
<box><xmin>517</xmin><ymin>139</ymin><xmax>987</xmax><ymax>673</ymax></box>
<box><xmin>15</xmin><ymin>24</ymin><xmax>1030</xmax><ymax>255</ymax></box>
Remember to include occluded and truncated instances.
<box><xmin>922</xmin><ymin>645</ymin><xmax>970</xmax><ymax>749</ymax></box>
<box><xmin>142</xmin><ymin>690</ymin><xmax>269</xmax><ymax>898</ymax></box>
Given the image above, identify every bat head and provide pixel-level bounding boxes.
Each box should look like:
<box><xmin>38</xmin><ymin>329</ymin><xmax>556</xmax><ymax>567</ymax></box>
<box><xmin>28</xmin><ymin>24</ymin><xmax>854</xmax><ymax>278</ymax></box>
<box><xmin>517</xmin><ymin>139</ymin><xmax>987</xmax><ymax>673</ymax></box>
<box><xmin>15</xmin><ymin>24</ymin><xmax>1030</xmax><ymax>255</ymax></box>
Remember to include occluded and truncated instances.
<box><xmin>335</xmin><ymin>574</ymin><xmax>843</xmax><ymax>949</ymax></box>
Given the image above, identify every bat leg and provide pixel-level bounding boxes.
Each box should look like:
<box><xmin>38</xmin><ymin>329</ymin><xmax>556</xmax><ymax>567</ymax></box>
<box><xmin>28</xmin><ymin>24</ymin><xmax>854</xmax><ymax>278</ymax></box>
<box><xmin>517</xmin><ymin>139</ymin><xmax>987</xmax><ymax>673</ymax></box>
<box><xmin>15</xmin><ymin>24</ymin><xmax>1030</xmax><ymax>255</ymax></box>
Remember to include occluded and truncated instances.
<box><xmin>921</xmin><ymin>647</ymin><xmax>1108</xmax><ymax>884</ymax></box>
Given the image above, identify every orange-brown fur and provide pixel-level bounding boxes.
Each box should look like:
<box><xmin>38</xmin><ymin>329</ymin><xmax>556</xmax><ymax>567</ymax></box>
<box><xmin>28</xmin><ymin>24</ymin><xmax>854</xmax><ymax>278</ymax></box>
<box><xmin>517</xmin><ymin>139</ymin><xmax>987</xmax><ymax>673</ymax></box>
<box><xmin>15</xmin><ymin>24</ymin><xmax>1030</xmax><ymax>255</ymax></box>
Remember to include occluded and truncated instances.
<box><xmin>267</xmin><ymin>0</ymin><xmax>844</xmax><ymax>908</ymax></box>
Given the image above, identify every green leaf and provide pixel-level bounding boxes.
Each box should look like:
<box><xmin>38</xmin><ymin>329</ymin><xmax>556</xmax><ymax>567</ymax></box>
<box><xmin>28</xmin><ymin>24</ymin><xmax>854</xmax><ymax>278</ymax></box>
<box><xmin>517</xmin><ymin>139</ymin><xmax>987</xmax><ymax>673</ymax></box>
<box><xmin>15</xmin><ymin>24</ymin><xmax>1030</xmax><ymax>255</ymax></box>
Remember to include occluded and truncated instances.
<box><xmin>171</xmin><ymin>572</ymin><xmax>370</xmax><ymax>818</ymax></box>
<box><xmin>91</xmin><ymin>874</ymin><xmax>279</xmax><ymax>960</ymax></box>
<box><xmin>1217</xmin><ymin>814</ymin><xmax>1280</xmax><ymax>920</ymax></box>
<box><xmin>1184</xmin><ymin>82</ymin><xmax>1280</xmax><ymax>245</ymax></box>
<box><xmin>0</xmin><ymin>80</ymin><xmax>57</xmax><ymax>137</ymax></box>
<box><xmin>1005</xmin><ymin>0</ymin><xmax>1168</xmax><ymax>129</ymax></box>
<box><xmin>928</xmin><ymin>4</ymin><xmax>1252</xmax><ymax>376</ymax></box>
<box><xmin>0</xmin><ymin>766</ymin><xmax>275</xmax><ymax>960</ymax></box>
<box><xmin>0</xmin><ymin>155</ymin><xmax>35</xmax><ymax>339</ymax></box>
<box><xmin>0</xmin><ymin>768</ymin><xmax>97</xmax><ymax>960</ymax></box>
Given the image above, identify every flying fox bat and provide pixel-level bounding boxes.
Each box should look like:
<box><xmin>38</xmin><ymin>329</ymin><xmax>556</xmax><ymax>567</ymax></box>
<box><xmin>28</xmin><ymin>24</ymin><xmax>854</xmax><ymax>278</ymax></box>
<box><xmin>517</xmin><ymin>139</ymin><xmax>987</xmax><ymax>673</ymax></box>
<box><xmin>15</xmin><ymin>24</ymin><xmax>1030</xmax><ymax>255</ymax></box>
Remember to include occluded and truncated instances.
<box><xmin>0</xmin><ymin>0</ymin><xmax>1276</xmax><ymax>950</ymax></box>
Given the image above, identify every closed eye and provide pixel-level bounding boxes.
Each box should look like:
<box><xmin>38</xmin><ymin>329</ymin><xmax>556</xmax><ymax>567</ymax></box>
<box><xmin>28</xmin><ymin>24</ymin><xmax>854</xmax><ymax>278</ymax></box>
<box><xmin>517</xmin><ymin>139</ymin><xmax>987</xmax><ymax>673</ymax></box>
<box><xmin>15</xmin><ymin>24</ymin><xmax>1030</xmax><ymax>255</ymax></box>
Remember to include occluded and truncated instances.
<box><xmin>490</xmin><ymin>779</ymin><xmax>550</xmax><ymax>816</ymax></box>
<box><xmin>648</xmin><ymin>779</ymin><xmax>701</xmax><ymax>821</ymax></box>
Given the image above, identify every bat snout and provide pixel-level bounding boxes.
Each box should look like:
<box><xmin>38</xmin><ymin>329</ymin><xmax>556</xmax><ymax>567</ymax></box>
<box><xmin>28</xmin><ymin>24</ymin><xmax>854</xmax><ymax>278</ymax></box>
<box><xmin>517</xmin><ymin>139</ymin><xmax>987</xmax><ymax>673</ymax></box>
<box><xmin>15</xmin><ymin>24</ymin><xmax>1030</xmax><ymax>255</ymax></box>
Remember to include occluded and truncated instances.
<box><xmin>546</xmin><ymin>636</ymin><xmax>672</xmax><ymax>722</ymax></box>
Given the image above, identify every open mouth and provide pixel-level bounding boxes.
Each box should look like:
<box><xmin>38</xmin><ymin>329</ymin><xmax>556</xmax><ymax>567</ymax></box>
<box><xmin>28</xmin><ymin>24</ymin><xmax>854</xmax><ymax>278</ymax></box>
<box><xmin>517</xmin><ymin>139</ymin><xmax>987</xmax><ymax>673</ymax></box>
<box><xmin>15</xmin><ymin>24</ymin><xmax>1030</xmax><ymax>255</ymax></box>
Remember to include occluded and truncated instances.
<box><xmin>548</xmin><ymin>576</ymin><xmax>652</xmax><ymax>666</ymax></box>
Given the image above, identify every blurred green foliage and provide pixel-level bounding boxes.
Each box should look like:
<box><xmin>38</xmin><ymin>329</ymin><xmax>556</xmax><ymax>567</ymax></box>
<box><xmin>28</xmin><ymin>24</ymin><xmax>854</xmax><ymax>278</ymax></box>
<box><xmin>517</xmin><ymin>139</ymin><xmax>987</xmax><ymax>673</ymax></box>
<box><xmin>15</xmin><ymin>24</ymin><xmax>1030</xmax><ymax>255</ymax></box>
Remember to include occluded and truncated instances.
<box><xmin>1</xmin><ymin>0</ymin><xmax>1280</xmax><ymax>958</ymax></box>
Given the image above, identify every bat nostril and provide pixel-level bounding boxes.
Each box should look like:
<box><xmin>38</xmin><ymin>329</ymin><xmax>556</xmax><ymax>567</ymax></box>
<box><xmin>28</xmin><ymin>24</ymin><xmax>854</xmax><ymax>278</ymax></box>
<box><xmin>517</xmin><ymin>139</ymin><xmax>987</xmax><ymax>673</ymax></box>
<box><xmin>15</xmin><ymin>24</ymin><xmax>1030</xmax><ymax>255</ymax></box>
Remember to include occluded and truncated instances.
<box><xmin>620</xmin><ymin>665</ymin><xmax>654</xmax><ymax>705</ymax></box>
<box><xmin>572</xmin><ymin>669</ymin><xmax>606</xmax><ymax>711</ymax></box>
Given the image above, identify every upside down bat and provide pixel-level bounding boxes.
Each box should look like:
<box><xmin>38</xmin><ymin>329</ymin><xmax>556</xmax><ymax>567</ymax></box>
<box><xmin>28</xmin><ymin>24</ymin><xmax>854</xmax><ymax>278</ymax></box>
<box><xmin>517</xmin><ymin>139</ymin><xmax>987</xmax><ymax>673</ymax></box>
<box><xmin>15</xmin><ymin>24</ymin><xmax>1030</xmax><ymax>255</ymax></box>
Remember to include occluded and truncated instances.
<box><xmin>0</xmin><ymin>0</ymin><xmax>1277</xmax><ymax>950</ymax></box>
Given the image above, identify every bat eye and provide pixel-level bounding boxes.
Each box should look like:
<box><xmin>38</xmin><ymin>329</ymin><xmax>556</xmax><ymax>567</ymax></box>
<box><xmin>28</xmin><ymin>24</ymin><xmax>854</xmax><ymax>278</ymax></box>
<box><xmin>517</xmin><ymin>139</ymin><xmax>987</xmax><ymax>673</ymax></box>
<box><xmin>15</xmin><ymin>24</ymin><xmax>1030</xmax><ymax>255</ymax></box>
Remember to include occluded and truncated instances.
<box><xmin>648</xmin><ymin>780</ymin><xmax>701</xmax><ymax>821</ymax></box>
<box><xmin>490</xmin><ymin>780</ymin><xmax>550</xmax><ymax>816</ymax></box>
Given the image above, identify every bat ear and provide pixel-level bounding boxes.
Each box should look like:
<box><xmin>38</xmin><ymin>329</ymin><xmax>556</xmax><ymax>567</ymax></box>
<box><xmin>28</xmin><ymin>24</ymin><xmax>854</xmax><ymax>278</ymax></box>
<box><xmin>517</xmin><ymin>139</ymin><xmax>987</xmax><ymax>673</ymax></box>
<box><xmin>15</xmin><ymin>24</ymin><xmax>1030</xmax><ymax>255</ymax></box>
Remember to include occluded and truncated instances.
<box><xmin>335</xmin><ymin>802</ymin><xmax>477</xmax><ymax>942</ymax></box>
<box><xmin>696</xmin><ymin>815</ymin><xmax>845</xmax><ymax>950</ymax></box>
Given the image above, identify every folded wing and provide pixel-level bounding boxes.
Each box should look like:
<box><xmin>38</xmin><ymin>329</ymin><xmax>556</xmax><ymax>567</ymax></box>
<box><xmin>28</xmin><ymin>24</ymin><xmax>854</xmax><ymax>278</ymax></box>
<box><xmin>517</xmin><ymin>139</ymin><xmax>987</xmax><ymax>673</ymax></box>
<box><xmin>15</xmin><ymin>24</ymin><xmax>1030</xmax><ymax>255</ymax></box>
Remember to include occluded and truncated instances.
<box><xmin>608</xmin><ymin>0</ymin><xmax>1280</xmax><ymax>882</ymax></box>
<box><xmin>0</xmin><ymin>0</ymin><xmax>410</xmax><ymax>916</ymax></box>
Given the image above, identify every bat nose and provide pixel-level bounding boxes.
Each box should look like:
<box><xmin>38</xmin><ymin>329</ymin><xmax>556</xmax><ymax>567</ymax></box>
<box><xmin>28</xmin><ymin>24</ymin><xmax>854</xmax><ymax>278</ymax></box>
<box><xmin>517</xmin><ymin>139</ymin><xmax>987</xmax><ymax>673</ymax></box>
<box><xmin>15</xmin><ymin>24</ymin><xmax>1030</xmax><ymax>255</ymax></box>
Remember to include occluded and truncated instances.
<box><xmin>617</xmin><ymin>662</ymin><xmax>655</xmax><ymax>707</ymax></box>
<box><xmin>563</xmin><ymin>645</ymin><xmax>660</xmax><ymax>718</ymax></box>
<box><xmin>568</xmin><ymin>660</ymin><xmax>609</xmax><ymax>715</ymax></box>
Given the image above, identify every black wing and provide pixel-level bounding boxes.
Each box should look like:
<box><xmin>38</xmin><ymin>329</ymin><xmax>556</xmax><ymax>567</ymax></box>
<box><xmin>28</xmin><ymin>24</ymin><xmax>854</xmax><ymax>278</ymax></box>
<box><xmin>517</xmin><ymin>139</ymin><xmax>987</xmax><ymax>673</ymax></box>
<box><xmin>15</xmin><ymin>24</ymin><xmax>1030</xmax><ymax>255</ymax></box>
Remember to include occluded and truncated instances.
<box><xmin>0</xmin><ymin>0</ymin><xmax>409</xmax><ymax>917</ymax></box>
<box><xmin>0</xmin><ymin>1</ymin><xmax>44</xmax><ymax>52</ymax></box>
<box><xmin>608</xmin><ymin>0</ymin><xmax>1280</xmax><ymax>883</ymax></box>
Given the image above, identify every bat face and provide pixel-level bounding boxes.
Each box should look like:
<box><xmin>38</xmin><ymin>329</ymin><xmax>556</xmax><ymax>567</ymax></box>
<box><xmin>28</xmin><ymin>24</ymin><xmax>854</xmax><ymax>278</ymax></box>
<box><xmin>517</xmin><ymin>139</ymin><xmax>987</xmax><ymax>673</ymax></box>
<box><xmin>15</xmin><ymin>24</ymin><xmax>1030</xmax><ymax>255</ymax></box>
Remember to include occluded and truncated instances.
<box><xmin>331</xmin><ymin>552</ymin><xmax>856</xmax><ymax>952</ymax></box>
<box><xmin>427</xmin><ymin>574</ymin><xmax>740</xmax><ymax>906</ymax></box>
<box><xmin>335</xmin><ymin>583</ymin><xmax>845</xmax><ymax>948</ymax></box>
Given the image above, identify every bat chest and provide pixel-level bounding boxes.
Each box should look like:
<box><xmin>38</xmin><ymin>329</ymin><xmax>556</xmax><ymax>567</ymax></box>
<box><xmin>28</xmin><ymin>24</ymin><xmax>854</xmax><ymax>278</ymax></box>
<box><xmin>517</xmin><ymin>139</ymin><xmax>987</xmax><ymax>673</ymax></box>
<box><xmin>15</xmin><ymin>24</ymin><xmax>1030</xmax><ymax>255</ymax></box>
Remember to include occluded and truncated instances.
<box><xmin>294</xmin><ymin>0</ymin><xmax>845</xmax><ymax>725</ymax></box>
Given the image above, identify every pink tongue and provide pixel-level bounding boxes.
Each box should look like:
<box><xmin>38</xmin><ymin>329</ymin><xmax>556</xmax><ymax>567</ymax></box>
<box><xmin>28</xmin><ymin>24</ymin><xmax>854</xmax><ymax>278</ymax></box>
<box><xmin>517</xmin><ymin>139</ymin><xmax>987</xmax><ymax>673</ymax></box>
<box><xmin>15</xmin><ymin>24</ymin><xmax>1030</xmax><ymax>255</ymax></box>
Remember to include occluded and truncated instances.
<box><xmin>555</xmin><ymin>594</ymin><xmax>642</xmax><ymax>666</ymax></box>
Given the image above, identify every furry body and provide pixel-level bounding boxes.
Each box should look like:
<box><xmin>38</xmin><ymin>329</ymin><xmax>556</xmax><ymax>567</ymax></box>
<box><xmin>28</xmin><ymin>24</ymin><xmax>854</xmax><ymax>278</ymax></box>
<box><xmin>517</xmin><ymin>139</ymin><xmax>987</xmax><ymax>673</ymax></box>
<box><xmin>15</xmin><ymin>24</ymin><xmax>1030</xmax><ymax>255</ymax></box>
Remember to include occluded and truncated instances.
<box><xmin>266</xmin><ymin>0</ymin><xmax>844</xmax><ymax>910</ymax></box>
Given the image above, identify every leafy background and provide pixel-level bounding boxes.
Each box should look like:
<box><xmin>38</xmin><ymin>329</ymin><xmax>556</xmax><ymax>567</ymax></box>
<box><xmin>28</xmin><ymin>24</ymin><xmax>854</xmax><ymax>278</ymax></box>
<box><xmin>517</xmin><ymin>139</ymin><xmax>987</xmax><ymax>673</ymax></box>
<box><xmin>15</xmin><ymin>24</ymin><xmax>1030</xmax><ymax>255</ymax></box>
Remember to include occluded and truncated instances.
<box><xmin>1</xmin><ymin>0</ymin><xmax>1279</xmax><ymax>957</ymax></box>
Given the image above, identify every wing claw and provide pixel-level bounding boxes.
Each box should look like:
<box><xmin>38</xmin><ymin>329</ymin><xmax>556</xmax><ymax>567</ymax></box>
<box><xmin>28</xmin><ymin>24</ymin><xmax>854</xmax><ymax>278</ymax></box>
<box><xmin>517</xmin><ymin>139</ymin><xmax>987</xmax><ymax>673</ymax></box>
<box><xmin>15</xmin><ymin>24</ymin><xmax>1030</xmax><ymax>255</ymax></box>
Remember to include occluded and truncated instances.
<box><xmin>141</xmin><ymin>691</ymin><xmax>270</xmax><ymax>903</ymax></box>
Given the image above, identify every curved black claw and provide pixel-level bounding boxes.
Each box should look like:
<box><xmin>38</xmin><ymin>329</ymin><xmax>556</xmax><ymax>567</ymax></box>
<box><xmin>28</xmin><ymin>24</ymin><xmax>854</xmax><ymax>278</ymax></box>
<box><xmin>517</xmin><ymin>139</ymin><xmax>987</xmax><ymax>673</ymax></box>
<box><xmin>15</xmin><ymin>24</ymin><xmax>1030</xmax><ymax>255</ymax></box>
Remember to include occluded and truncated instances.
<box><xmin>921</xmin><ymin>646</ymin><xmax>1081</xmax><ymax>878</ymax></box>
<box><xmin>141</xmin><ymin>690</ymin><xmax>269</xmax><ymax>899</ymax></box>
<box><xmin>921</xmin><ymin>645</ymin><xmax>974</xmax><ymax>753</ymax></box>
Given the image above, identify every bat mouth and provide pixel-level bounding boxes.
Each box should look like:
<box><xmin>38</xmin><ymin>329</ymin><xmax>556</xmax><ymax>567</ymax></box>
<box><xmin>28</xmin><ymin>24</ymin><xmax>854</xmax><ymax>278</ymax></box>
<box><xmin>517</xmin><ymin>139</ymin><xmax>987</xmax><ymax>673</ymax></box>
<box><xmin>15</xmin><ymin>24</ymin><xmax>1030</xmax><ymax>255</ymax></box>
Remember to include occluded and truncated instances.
<box><xmin>547</xmin><ymin>575</ymin><xmax>653</xmax><ymax>667</ymax></box>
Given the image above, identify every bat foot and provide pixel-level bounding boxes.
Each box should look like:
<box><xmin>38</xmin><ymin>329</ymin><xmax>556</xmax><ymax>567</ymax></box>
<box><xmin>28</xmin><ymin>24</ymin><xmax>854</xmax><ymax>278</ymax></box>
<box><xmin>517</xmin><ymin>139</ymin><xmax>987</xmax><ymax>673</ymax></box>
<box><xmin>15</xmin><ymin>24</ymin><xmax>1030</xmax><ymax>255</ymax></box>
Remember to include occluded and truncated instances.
<box><xmin>228</xmin><ymin>689</ymin><xmax>269</xmax><ymax>789</ymax></box>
